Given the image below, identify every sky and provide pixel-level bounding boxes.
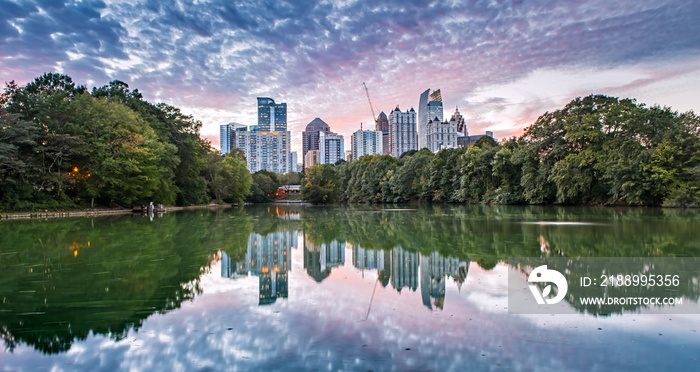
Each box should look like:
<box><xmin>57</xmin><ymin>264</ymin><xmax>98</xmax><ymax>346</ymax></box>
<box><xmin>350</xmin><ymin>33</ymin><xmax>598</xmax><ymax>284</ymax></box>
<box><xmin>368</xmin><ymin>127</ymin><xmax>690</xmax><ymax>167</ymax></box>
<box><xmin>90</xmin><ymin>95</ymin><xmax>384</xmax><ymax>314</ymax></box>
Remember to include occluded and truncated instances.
<box><xmin>2</xmin><ymin>0</ymin><xmax>700</xmax><ymax>154</ymax></box>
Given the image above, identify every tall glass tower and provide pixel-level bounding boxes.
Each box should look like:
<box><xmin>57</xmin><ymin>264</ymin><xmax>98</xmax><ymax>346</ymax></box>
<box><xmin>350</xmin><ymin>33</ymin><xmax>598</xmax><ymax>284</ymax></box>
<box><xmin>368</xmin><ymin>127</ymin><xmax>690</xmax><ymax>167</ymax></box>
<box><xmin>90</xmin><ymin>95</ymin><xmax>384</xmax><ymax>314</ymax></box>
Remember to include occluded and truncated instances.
<box><xmin>257</xmin><ymin>97</ymin><xmax>287</xmax><ymax>131</ymax></box>
<box><xmin>418</xmin><ymin>89</ymin><xmax>443</xmax><ymax>149</ymax></box>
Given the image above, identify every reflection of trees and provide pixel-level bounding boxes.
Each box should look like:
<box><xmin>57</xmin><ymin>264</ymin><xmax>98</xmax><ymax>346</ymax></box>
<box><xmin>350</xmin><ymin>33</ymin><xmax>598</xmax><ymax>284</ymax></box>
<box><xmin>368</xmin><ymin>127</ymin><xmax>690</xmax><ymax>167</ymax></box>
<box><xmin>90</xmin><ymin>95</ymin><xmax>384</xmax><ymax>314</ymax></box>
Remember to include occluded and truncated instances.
<box><xmin>0</xmin><ymin>209</ymin><xmax>252</xmax><ymax>354</ymax></box>
<box><xmin>2</xmin><ymin>204</ymin><xmax>699</xmax><ymax>353</ymax></box>
<box><xmin>260</xmin><ymin>204</ymin><xmax>700</xmax><ymax>316</ymax></box>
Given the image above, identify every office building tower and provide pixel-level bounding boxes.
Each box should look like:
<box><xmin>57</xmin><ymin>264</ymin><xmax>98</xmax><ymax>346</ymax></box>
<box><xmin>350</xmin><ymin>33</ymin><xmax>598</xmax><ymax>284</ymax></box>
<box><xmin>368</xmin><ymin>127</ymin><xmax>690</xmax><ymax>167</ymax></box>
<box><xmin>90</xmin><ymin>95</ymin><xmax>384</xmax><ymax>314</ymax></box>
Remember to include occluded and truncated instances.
<box><xmin>375</xmin><ymin>112</ymin><xmax>390</xmax><ymax>154</ymax></box>
<box><xmin>450</xmin><ymin>107</ymin><xmax>467</xmax><ymax>136</ymax></box>
<box><xmin>418</xmin><ymin>89</ymin><xmax>443</xmax><ymax>149</ymax></box>
<box><xmin>426</xmin><ymin>117</ymin><xmax>458</xmax><ymax>153</ymax></box>
<box><xmin>232</xmin><ymin>128</ymin><xmax>290</xmax><ymax>173</ymax></box>
<box><xmin>351</xmin><ymin>129</ymin><xmax>383</xmax><ymax>161</ymax></box>
<box><xmin>319</xmin><ymin>131</ymin><xmax>344</xmax><ymax>165</ymax></box>
<box><xmin>302</xmin><ymin>118</ymin><xmax>331</xmax><ymax>167</ymax></box>
<box><xmin>388</xmin><ymin>106</ymin><xmax>418</xmax><ymax>157</ymax></box>
<box><xmin>257</xmin><ymin>97</ymin><xmax>287</xmax><ymax>131</ymax></box>
<box><xmin>227</xmin><ymin>98</ymin><xmax>290</xmax><ymax>173</ymax></box>
<box><xmin>290</xmin><ymin>152</ymin><xmax>298</xmax><ymax>173</ymax></box>
<box><xmin>219</xmin><ymin>122</ymin><xmax>247</xmax><ymax>155</ymax></box>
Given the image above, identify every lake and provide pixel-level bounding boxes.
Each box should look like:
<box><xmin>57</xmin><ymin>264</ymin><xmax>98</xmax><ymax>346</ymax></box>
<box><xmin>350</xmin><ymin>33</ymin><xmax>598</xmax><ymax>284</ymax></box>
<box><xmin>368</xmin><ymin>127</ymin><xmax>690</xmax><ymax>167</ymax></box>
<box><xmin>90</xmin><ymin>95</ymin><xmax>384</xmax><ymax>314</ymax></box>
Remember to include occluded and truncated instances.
<box><xmin>1</xmin><ymin>205</ymin><xmax>699</xmax><ymax>371</ymax></box>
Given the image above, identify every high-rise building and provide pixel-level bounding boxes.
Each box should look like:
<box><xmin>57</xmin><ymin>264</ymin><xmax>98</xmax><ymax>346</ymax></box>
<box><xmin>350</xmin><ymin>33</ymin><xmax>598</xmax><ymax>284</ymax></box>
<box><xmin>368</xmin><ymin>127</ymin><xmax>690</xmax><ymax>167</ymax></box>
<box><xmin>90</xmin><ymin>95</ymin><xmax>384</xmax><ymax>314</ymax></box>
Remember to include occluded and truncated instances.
<box><xmin>351</xmin><ymin>129</ymin><xmax>383</xmax><ymax>161</ymax></box>
<box><xmin>418</xmin><ymin>89</ymin><xmax>443</xmax><ymax>149</ymax></box>
<box><xmin>219</xmin><ymin>122</ymin><xmax>247</xmax><ymax>155</ymax></box>
<box><xmin>290</xmin><ymin>152</ymin><xmax>298</xmax><ymax>173</ymax></box>
<box><xmin>375</xmin><ymin>112</ymin><xmax>390</xmax><ymax>155</ymax></box>
<box><xmin>228</xmin><ymin>98</ymin><xmax>290</xmax><ymax>173</ymax></box>
<box><xmin>257</xmin><ymin>97</ymin><xmax>287</xmax><ymax>131</ymax></box>
<box><xmin>450</xmin><ymin>107</ymin><xmax>467</xmax><ymax>136</ymax></box>
<box><xmin>302</xmin><ymin>118</ymin><xmax>331</xmax><ymax>167</ymax></box>
<box><xmin>231</xmin><ymin>128</ymin><xmax>290</xmax><ymax>173</ymax></box>
<box><xmin>319</xmin><ymin>131</ymin><xmax>344</xmax><ymax>165</ymax></box>
<box><xmin>426</xmin><ymin>117</ymin><xmax>458</xmax><ymax>153</ymax></box>
<box><xmin>389</xmin><ymin>105</ymin><xmax>418</xmax><ymax>157</ymax></box>
<box><xmin>304</xmin><ymin>150</ymin><xmax>320</xmax><ymax>168</ymax></box>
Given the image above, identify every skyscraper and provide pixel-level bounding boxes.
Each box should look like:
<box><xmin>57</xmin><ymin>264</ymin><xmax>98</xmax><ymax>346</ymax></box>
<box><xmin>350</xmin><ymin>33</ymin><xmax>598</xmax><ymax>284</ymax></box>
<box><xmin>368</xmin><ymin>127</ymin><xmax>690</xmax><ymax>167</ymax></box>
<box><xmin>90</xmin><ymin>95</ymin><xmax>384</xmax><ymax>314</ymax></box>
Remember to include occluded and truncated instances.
<box><xmin>450</xmin><ymin>107</ymin><xmax>467</xmax><ymax>136</ymax></box>
<box><xmin>219</xmin><ymin>122</ymin><xmax>247</xmax><ymax>155</ymax></box>
<box><xmin>231</xmin><ymin>129</ymin><xmax>290</xmax><ymax>173</ymax></box>
<box><xmin>418</xmin><ymin>89</ymin><xmax>443</xmax><ymax>149</ymax></box>
<box><xmin>228</xmin><ymin>98</ymin><xmax>290</xmax><ymax>173</ymax></box>
<box><xmin>302</xmin><ymin>118</ymin><xmax>331</xmax><ymax>167</ymax></box>
<box><xmin>257</xmin><ymin>97</ymin><xmax>287</xmax><ymax>131</ymax></box>
<box><xmin>290</xmin><ymin>152</ymin><xmax>298</xmax><ymax>173</ymax></box>
<box><xmin>389</xmin><ymin>105</ymin><xmax>417</xmax><ymax>157</ymax></box>
<box><xmin>426</xmin><ymin>117</ymin><xmax>458</xmax><ymax>153</ymax></box>
<box><xmin>375</xmin><ymin>112</ymin><xmax>390</xmax><ymax>154</ymax></box>
<box><xmin>351</xmin><ymin>129</ymin><xmax>383</xmax><ymax>161</ymax></box>
<box><xmin>319</xmin><ymin>131</ymin><xmax>344</xmax><ymax>165</ymax></box>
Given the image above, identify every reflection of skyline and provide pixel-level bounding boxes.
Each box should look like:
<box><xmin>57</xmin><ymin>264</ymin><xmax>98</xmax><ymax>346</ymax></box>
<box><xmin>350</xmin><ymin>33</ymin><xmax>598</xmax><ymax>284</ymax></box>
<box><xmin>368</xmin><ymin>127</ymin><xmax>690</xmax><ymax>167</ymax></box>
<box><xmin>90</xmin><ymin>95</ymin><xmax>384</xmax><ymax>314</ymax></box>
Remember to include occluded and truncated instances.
<box><xmin>420</xmin><ymin>251</ymin><xmax>469</xmax><ymax>310</ymax></box>
<box><xmin>351</xmin><ymin>244</ymin><xmax>470</xmax><ymax>311</ymax></box>
<box><xmin>303</xmin><ymin>234</ymin><xmax>346</xmax><ymax>282</ymax></box>
<box><xmin>391</xmin><ymin>246</ymin><xmax>419</xmax><ymax>293</ymax></box>
<box><xmin>220</xmin><ymin>227</ymin><xmax>472</xmax><ymax>310</ymax></box>
<box><xmin>221</xmin><ymin>230</ymin><xmax>298</xmax><ymax>305</ymax></box>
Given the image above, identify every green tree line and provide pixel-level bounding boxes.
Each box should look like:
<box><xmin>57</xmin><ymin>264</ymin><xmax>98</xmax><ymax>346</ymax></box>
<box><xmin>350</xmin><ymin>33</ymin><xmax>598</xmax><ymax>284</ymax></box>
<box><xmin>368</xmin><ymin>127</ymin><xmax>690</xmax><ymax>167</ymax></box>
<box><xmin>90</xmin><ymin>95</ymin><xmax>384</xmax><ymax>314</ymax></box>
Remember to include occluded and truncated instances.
<box><xmin>0</xmin><ymin>73</ymin><xmax>253</xmax><ymax>211</ymax></box>
<box><xmin>303</xmin><ymin>95</ymin><xmax>700</xmax><ymax>207</ymax></box>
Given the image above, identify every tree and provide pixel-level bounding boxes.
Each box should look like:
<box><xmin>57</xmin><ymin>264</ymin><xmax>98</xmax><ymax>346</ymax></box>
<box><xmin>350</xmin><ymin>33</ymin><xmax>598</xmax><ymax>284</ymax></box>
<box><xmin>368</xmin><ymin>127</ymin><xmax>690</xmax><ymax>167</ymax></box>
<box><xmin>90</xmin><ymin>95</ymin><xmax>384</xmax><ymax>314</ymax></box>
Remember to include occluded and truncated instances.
<box><xmin>248</xmin><ymin>170</ymin><xmax>280</xmax><ymax>203</ymax></box>
<box><xmin>302</xmin><ymin>164</ymin><xmax>341</xmax><ymax>204</ymax></box>
<box><xmin>203</xmin><ymin>151</ymin><xmax>252</xmax><ymax>203</ymax></box>
<box><xmin>67</xmin><ymin>94</ymin><xmax>172</xmax><ymax>207</ymax></box>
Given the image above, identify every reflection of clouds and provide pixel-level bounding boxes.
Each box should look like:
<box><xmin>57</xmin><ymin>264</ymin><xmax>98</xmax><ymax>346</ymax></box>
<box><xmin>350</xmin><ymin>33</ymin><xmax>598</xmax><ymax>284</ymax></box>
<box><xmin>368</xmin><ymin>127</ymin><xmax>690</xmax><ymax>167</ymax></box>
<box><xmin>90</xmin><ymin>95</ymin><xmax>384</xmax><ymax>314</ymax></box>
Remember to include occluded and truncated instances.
<box><xmin>4</xmin><ymin>254</ymin><xmax>700</xmax><ymax>371</ymax></box>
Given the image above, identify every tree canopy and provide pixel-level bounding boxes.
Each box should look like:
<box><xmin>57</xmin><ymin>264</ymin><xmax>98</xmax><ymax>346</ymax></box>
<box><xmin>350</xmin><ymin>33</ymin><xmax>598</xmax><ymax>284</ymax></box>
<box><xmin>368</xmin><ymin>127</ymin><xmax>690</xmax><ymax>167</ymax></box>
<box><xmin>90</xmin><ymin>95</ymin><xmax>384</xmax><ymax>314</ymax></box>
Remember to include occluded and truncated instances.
<box><xmin>321</xmin><ymin>95</ymin><xmax>700</xmax><ymax>207</ymax></box>
<box><xmin>0</xmin><ymin>73</ymin><xmax>251</xmax><ymax>211</ymax></box>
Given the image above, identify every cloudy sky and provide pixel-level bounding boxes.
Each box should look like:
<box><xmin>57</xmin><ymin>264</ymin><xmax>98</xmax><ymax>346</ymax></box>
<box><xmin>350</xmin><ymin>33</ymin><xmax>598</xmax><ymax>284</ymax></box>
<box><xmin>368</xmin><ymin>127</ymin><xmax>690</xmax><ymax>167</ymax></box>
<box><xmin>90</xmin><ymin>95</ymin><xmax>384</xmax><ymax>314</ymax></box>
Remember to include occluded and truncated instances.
<box><xmin>2</xmin><ymin>0</ymin><xmax>699</xmax><ymax>154</ymax></box>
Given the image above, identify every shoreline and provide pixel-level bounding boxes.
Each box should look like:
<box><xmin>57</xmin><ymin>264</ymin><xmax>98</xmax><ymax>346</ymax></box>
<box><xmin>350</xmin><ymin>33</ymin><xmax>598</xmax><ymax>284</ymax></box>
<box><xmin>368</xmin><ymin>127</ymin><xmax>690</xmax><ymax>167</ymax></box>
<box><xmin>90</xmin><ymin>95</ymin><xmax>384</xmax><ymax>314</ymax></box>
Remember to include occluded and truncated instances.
<box><xmin>0</xmin><ymin>204</ymin><xmax>237</xmax><ymax>220</ymax></box>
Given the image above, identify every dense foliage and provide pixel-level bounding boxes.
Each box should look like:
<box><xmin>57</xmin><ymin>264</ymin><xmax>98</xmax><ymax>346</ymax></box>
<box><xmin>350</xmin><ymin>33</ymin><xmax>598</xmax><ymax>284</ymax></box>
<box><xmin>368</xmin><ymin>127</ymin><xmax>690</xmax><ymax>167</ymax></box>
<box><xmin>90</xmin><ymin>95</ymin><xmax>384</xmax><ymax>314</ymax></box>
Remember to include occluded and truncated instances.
<box><xmin>0</xmin><ymin>73</ymin><xmax>252</xmax><ymax>210</ymax></box>
<box><xmin>303</xmin><ymin>95</ymin><xmax>700</xmax><ymax>207</ymax></box>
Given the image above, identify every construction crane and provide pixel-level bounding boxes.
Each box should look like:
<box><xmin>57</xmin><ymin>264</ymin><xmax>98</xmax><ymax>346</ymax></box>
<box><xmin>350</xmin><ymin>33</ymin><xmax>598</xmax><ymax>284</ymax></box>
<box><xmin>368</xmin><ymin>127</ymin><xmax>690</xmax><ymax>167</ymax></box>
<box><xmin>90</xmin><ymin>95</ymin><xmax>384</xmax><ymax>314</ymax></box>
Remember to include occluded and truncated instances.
<box><xmin>362</xmin><ymin>82</ymin><xmax>377</xmax><ymax>126</ymax></box>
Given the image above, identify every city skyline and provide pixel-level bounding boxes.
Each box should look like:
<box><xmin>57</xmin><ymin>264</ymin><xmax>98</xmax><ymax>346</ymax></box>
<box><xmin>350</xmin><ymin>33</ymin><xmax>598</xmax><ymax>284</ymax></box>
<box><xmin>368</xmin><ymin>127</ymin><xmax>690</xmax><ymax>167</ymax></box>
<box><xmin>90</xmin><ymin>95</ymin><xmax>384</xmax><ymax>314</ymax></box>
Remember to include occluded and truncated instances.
<box><xmin>2</xmin><ymin>1</ymin><xmax>699</xmax><ymax>155</ymax></box>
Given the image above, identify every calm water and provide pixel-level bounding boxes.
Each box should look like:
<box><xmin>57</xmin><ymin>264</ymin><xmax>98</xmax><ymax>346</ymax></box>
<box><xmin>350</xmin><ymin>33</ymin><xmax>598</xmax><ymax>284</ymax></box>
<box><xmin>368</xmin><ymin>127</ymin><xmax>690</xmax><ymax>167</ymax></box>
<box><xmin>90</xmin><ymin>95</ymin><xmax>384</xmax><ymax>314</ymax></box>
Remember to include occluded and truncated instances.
<box><xmin>1</xmin><ymin>205</ymin><xmax>699</xmax><ymax>371</ymax></box>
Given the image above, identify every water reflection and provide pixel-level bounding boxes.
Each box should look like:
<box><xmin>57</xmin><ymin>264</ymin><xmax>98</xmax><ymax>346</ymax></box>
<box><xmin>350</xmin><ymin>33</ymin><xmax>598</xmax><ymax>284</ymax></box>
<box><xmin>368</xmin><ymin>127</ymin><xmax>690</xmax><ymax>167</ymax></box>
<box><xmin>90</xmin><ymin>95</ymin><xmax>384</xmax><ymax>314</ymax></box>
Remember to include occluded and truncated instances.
<box><xmin>221</xmin><ymin>231</ymin><xmax>296</xmax><ymax>305</ymax></box>
<box><xmin>1</xmin><ymin>205</ymin><xmax>699</xmax><ymax>370</ymax></box>
<box><xmin>303</xmin><ymin>237</ymin><xmax>346</xmax><ymax>282</ymax></box>
<box><xmin>219</xmin><ymin>229</ymin><xmax>471</xmax><ymax>312</ymax></box>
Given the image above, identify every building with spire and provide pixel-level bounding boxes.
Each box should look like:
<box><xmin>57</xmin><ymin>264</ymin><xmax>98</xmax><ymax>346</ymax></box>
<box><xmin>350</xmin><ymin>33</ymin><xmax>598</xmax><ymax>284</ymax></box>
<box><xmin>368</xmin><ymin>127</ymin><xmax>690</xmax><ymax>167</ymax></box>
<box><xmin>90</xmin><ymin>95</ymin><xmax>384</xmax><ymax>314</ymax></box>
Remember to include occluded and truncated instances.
<box><xmin>450</xmin><ymin>107</ymin><xmax>467</xmax><ymax>136</ymax></box>
<box><xmin>389</xmin><ymin>106</ymin><xmax>418</xmax><ymax>157</ymax></box>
